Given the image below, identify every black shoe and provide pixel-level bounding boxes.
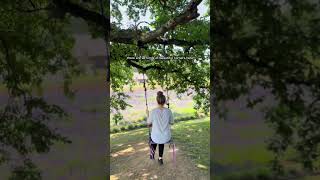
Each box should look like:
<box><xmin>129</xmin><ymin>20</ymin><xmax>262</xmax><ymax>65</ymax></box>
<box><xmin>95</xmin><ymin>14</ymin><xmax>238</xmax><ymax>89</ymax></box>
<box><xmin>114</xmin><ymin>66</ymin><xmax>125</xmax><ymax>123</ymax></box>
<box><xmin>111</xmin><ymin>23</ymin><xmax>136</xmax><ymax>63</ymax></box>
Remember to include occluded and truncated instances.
<box><xmin>158</xmin><ymin>158</ymin><xmax>163</xmax><ymax>165</ymax></box>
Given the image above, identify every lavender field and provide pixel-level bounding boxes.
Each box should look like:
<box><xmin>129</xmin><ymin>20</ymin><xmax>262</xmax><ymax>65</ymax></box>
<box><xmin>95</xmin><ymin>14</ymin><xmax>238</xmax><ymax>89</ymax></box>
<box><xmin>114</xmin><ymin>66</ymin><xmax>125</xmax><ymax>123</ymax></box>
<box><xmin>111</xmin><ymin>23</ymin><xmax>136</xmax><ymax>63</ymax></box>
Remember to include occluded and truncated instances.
<box><xmin>111</xmin><ymin>83</ymin><xmax>196</xmax><ymax>127</ymax></box>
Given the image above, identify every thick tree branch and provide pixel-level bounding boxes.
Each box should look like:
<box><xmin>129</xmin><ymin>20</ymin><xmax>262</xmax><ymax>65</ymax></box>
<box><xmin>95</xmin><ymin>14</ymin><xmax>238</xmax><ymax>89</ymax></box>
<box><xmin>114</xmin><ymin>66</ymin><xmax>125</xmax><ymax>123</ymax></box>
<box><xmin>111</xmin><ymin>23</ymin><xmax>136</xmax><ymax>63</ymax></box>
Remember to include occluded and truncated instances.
<box><xmin>140</xmin><ymin>0</ymin><xmax>202</xmax><ymax>44</ymax></box>
<box><xmin>111</xmin><ymin>0</ymin><xmax>204</xmax><ymax>46</ymax></box>
<box><xmin>51</xmin><ymin>0</ymin><xmax>203</xmax><ymax>46</ymax></box>
<box><xmin>52</xmin><ymin>0</ymin><xmax>109</xmax><ymax>29</ymax></box>
<box><xmin>28</xmin><ymin>0</ymin><xmax>36</xmax><ymax>8</ymax></box>
<box><xmin>126</xmin><ymin>59</ymin><xmax>165</xmax><ymax>71</ymax></box>
<box><xmin>238</xmin><ymin>46</ymin><xmax>320</xmax><ymax>87</ymax></box>
<box><xmin>126</xmin><ymin>59</ymin><xmax>208</xmax><ymax>89</ymax></box>
<box><xmin>112</xmin><ymin>32</ymin><xmax>208</xmax><ymax>46</ymax></box>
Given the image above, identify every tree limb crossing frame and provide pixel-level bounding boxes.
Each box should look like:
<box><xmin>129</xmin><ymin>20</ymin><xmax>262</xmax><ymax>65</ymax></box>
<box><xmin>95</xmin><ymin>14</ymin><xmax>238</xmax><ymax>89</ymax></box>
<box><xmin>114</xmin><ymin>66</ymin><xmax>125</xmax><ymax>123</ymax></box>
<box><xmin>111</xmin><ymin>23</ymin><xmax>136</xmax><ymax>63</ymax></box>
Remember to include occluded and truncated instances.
<box><xmin>52</xmin><ymin>0</ymin><xmax>208</xmax><ymax>46</ymax></box>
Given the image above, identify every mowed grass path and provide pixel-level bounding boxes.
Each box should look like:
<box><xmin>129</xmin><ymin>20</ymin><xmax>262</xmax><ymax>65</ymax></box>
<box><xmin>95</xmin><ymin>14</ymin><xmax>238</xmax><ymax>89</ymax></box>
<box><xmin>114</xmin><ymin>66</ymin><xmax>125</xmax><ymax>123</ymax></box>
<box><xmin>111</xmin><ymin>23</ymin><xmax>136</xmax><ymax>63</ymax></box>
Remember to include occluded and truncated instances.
<box><xmin>110</xmin><ymin>117</ymin><xmax>210</xmax><ymax>178</ymax></box>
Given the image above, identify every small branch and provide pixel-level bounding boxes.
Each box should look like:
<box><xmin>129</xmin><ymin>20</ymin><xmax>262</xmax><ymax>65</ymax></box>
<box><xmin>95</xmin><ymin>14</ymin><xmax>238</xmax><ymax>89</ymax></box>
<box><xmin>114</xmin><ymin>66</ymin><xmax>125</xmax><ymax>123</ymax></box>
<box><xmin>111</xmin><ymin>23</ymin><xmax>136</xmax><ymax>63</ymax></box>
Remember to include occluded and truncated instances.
<box><xmin>28</xmin><ymin>0</ymin><xmax>36</xmax><ymax>8</ymax></box>
<box><xmin>15</xmin><ymin>6</ymin><xmax>51</xmax><ymax>13</ymax></box>
<box><xmin>126</xmin><ymin>59</ymin><xmax>165</xmax><ymax>71</ymax></box>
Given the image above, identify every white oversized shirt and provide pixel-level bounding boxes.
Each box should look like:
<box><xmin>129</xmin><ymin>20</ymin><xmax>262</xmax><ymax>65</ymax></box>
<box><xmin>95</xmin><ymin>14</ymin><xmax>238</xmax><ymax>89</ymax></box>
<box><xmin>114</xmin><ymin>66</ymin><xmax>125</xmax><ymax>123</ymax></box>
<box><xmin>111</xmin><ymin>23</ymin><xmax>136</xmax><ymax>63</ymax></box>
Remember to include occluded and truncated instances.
<box><xmin>147</xmin><ymin>107</ymin><xmax>174</xmax><ymax>144</ymax></box>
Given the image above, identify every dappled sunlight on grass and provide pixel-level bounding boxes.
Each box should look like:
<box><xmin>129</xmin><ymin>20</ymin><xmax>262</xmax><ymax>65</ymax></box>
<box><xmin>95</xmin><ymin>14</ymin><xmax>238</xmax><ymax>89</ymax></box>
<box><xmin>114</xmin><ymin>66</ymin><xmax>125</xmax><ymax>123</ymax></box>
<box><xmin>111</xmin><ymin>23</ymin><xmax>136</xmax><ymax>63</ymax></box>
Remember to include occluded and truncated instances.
<box><xmin>151</xmin><ymin>174</ymin><xmax>158</xmax><ymax>179</ymax></box>
<box><xmin>197</xmin><ymin>164</ymin><xmax>208</xmax><ymax>170</ymax></box>
<box><xmin>138</xmin><ymin>147</ymin><xmax>149</xmax><ymax>152</ymax></box>
<box><xmin>111</xmin><ymin>167</ymin><xmax>161</xmax><ymax>180</ymax></box>
<box><xmin>110</xmin><ymin>175</ymin><xmax>119</xmax><ymax>180</ymax></box>
<box><xmin>172</xmin><ymin>117</ymin><xmax>210</xmax><ymax>168</ymax></box>
<box><xmin>111</xmin><ymin>168</ymin><xmax>162</xmax><ymax>180</ymax></box>
<box><xmin>111</xmin><ymin>147</ymin><xmax>135</xmax><ymax>158</ymax></box>
<box><xmin>110</xmin><ymin>118</ymin><xmax>210</xmax><ymax>179</ymax></box>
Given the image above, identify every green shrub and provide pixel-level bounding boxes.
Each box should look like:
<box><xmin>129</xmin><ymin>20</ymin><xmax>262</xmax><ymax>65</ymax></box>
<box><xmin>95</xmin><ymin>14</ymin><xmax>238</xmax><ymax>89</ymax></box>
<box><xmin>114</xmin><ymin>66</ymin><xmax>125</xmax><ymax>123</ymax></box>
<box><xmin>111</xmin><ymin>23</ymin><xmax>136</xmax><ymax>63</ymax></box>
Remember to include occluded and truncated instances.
<box><xmin>183</xmin><ymin>116</ymin><xmax>189</xmax><ymax>120</ymax></box>
<box><xmin>180</xmin><ymin>116</ymin><xmax>188</xmax><ymax>121</ymax></box>
<box><xmin>175</xmin><ymin>117</ymin><xmax>183</xmax><ymax>122</ymax></box>
<box><xmin>120</xmin><ymin>126</ymin><xmax>126</xmax><ymax>131</ymax></box>
<box><xmin>137</xmin><ymin>117</ymin><xmax>145</xmax><ymax>122</ymax></box>
<box><xmin>112</xmin><ymin>128</ymin><xmax>120</xmax><ymax>133</ymax></box>
<box><xmin>128</xmin><ymin>124</ymin><xmax>134</xmax><ymax>130</ymax></box>
<box><xmin>133</xmin><ymin>124</ymin><xmax>139</xmax><ymax>129</ymax></box>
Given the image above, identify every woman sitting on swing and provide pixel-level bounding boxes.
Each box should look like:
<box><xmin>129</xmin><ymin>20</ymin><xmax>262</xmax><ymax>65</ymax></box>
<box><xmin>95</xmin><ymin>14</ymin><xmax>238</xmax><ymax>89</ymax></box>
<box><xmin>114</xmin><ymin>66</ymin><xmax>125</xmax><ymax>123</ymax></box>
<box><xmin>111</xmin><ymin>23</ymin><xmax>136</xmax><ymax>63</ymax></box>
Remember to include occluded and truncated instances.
<box><xmin>146</xmin><ymin>91</ymin><xmax>174</xmax><ymax>165</ymax></box>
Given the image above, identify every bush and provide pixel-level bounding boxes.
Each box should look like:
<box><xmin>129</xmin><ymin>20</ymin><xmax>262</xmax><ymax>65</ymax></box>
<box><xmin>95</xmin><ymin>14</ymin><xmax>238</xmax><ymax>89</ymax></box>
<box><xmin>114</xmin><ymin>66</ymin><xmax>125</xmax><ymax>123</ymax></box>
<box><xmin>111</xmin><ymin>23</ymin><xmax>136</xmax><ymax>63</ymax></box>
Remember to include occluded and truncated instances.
<box><xmin>179</xmin><ymin>116</ymin><xmax>188</xmax><ymax>121</ymax></box>
<box><xmin>182</xmin><ymin>116</ymin><xmax>189</xmax><ymax>121</ymax></box>
<box><xmin>128</xmin><ymin>124</ymin><xmax>134</xmax><ymax>130</ymax></box>
<box><xmin>133</xmin><ymin>124</ymin><xmax>139</xmax><ymax>129</ymax></box>
<box><xmin>137</xmin><ymin>117</ymin><xmax>146</xmax><ymax>122</ymax></box>
<box><xmin>175</xmin><ymin>117</ymin><xmax>182</xmax><ymax>122</ymax></box>
<box><xmin>112</xmin><ymin>128</ymin><xmax>119</xmax><ymax>133</ymax></box>
<box><xmin>120</xmin><ymin>126</ymin><xmax>126</xmax><ymax>131</ymax></box>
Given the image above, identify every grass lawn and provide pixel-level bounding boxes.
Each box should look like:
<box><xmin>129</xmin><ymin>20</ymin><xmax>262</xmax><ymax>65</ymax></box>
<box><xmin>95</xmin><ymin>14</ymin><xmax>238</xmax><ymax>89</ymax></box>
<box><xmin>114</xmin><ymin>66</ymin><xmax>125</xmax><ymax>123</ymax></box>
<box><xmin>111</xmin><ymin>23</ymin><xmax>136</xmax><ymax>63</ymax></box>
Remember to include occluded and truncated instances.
<box><xmin>173</xmin><ymin>117</ymin><xmax>210</xmax><ymax>169</ymax></box>
<box><xmin>0</xmin><ymin>70</ymin><xmax>105</xmax><ymax>93</ymax></box>
<box><xmin>213</xmin><ymin>119</ymin><xmax>320</xmax><ymax>180</ymax></box>
<box><xmin>213</xmin><ymin>124</ymin><xmax>273</xmax><ymax>180</ymax></box>
<box><xmin>111</xmin><ymin>117</ymin><xmax>210</xmax><ymax>170</ymax></box>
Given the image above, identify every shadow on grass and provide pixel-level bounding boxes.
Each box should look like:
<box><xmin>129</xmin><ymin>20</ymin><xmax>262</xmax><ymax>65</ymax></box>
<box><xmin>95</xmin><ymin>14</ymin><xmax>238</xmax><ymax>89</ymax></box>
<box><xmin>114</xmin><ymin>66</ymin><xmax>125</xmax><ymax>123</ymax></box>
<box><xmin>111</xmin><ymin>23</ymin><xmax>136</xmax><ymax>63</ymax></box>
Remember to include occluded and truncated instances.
<box><xmin>111</xmin><ymin>168</ymin><xmax>161</xmax><ymax>180</ymax></box>
<box><xmin>214</xmin><ymin>166</ymin><xmax>274</xmax><ymax>180</ymax></box>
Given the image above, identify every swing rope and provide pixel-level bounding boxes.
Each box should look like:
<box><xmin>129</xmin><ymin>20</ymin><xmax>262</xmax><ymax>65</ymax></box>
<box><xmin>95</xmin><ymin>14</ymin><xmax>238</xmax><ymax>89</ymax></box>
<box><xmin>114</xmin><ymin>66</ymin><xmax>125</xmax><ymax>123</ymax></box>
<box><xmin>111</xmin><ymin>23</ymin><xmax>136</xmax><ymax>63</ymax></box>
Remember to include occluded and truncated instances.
<box><xmin>165</xmin><ymin>73</ymin><xmax>170</xmax><ymax>109</ymax></box>
<box><xmin>142</xmin><ymin>73</ymin><xmax>148</xmax><ymax>112</ymax></box>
